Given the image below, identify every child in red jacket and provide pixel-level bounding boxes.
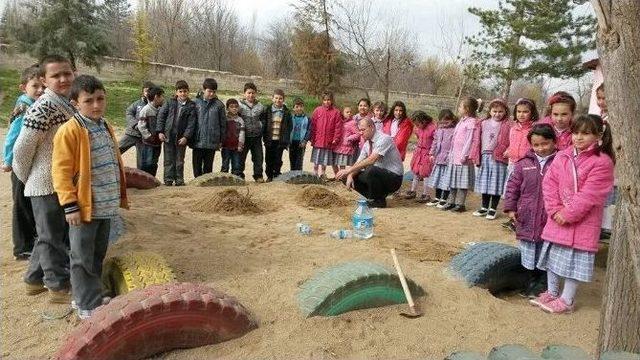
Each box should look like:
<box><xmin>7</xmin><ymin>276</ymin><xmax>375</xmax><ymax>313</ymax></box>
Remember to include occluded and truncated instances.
<box><xmin>383</xmin><ymin>101</ymin><xmax>414</xmax><ymax>161</ymax></box>
<box><xmin>310</xmin><ymin>92</ymin><xmax>342</xmax><ymax>179</ymax></box>
<box><xmin>532</xmin><ymin>115</ymin><xmax>615</xmax><ymax>314</ymax></box>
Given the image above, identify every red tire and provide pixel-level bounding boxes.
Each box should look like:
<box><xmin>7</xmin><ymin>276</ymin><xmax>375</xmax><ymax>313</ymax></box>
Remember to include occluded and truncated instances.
<box><xmin>54</xmin><ymin>283</ymin><xmax>258</xmax><ymax>360</ymax></box>
<box><xmin>124</xmin><ymin>167</ymin><xmax>161</xmax><ymax>189</ymax></box>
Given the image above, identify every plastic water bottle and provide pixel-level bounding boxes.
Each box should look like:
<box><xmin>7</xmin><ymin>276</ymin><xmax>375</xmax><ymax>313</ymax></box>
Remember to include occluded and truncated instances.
<box><xmin>352</xmin><ymin>199</ymin><xmax>374</xmax><ymax>239</ymax></box>
<box><xmin>296</xmin><ymin>223</ymin><xmax>312</xmax><ymax>235</ymax></box>
<box><xmin>330</xmin><ymin>229</ymin><xmax>353</xmax><ymax>239</ymax></box>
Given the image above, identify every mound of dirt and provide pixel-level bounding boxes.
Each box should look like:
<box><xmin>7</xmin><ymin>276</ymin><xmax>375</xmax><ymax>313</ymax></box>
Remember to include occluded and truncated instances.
<box><xmin>191</xmin><ymin>189</ymin><xmax>262</xmax><ymax>215</ymax></box>
<box><xmin>297</xmin><ymin>185</ymin><xmax>349</xmax><ymax>208</ymax></box>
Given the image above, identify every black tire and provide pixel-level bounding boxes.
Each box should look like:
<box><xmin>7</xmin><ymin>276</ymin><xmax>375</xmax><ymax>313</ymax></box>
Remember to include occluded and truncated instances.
<box><xmin>274</xmin><ymin>171</ymin><xmax>324</xmax><ymax>184</ymax></box>
<box><xmin>449</xmin><ymin>242</ymin><xmax>531</xmax><ymax>294</ymax></box>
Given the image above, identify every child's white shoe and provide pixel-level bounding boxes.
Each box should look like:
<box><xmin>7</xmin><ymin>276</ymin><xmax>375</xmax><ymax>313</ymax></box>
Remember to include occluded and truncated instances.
<box><xmin>485</xmin><ymin>209</ymin><xmax>497</xmax><ymax>220</ymax></box>
<box><xmin>472</xmin><ymin>208</ymin><xmax>488</xmax><ymax>217</ymax></box>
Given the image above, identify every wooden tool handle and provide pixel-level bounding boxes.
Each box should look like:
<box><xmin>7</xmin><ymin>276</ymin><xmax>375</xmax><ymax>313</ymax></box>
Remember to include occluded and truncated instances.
<box><xmin>390</xmin><ymin>248</ymin><xmax>415</xmax><ymax>308</ymax></box>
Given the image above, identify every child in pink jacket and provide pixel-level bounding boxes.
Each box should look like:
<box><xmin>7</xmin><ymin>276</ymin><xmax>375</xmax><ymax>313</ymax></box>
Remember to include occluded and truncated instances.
<box><xmin>332</xmin><ymin>106</ymin><xmax>359</xmax><ymax>171</ymax></box>
<box><xmin>540</xmin><ymin>92</ymin><xmax>575</xmax><ymax>151</ymax></box>
<box><xmin>310</xmin><ymin>92</ymin><xmax>343</xmax><ymax>179</ymax></box>
<box><xmin>470</xmin><ymin>98</ymin><xmax>511</xmax><ymax>220</ymax></box>
<box><xmin>442</xmin><ymin>97</ymin><xmax>480</xmax><ymax>212</ymax></box>
<box><xmin>531</xmin><ymin>114</ymin><xmax>615</xmax><ymax>314</ymax></box>
<box><xmin>405</xmin><ymin>111</ymin><xmax>436</xmax><ymax>202</ymax></box>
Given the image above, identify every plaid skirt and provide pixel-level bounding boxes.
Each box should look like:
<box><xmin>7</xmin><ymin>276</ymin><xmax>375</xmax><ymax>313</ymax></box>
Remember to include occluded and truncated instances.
<box><xmin>536</xmin><ymin>241</ymin><xmax>595</xmax><ymax>282</ymax></box>
<box><xmin>475</xmin><ymin>153</ymin><xmax>508</xmax><ymax>195</ymax></box>
<box><xmin>334</xmin><ymin>152</ymin><xmax>355</xmax><ymax>167</ymax></box>
<box><xmin>311</xmin><ymin>147</ymin><xmax>334</xmax><ymax>165</ymax></box>
<box><xmin>447</xmin><ymin>164</ymin><xmax>474</xmax><ymax>190</ymax></box>
<box><xmin>428</xmin><ymin>164</ymin><xmax>450</xmax><ymax>190</ymax></box>
<box><xmin>519</xmin><ymin>240</ymin><xmax>544</xmax><ymax>270</ymax></box>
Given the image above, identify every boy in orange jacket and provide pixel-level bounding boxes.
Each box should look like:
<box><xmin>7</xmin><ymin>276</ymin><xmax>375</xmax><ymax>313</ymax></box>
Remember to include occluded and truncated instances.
<box><xmin>52</xmin><ymin>75</ymin><xmax>128</xmax><ymax>319</ymax></box>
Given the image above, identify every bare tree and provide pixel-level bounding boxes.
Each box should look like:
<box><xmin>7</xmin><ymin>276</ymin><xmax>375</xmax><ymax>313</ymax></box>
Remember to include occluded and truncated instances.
<box><xmin>147</xmin><ymin>0</ymin><xmax>191</xmax><ymax>65</ymax></box>
<box><xmin>260</xmin><ymin>17</ymin><xmax>295</xmax><ymax>78</ymax></box>
<box><xmin>337</xmin><ymin>0</ymin><xmax>416</xmax><ymax>103</ymax></box>
<box><xmin>589</xmin><ymin>0</ymin><xmax>640</xmax><ymax>355</ymax></box>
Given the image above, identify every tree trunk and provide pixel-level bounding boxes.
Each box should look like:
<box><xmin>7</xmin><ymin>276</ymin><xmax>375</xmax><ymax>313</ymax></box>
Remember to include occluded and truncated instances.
<box><xmin>501</xmin><ymin>34</ymin><xmax>521</xmax><ymax>101</ymax></box>
<box><xmin>592</xmin><ymin>0</ymin><xmax>640</xmax><ymax>356</ymax></box>
<box><xmin>321</xmin><ymin>0</ymin><xmax>333</xmax><ymax>86</ymax></box>
<box><xmin>384</xmin><ymin>47</ymin><xmax>390</xmax><ymax>105</ymax></box>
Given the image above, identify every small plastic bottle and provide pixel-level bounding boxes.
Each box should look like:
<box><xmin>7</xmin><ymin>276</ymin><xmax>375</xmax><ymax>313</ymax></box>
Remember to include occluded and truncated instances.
<box><xmin>330</xmin><ymin>229</ymin><xmax>353</xmax><ymax>240</ymax></box>
<box><xmin>296</xmin><ymin>223</ymin><xmax>312</xmax><ymax>235</ymax></box>
<box><xmin>352</xmin><ymin>199</ymin><xmax>374</xmax><ymax>239</ymax></box>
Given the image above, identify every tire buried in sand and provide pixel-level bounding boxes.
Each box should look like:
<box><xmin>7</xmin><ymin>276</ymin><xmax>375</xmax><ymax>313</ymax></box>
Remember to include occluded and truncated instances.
<box><xmin>297</xmin><ymin>261</ymin><xmax>425</xmax><ymax>317</ymax></box>
<box><xmin>102</xmin><ymin>252</ymin><xmax>176</xmax><ymax>297</ymax></box>
<box><xmin>124</xmin><ymin>167</ymin><xmax>161</xmax><ymax>189</ymax></box>
<box><xmin>189</xmin><ymin>172</ymin><xmax>246</xmax><ymax>186</ymax></box>
<box><xmin>449</xmin><ymin>242</ymin><xmax>530</xmax><ymax>295</ymax></box>
<box><xmin>275</xmin><ymin>171</ymin><xmax>324</xmax><ymax>184</ymax></box>
<box><xmin>54</xmin><ymin>283</ymin><xmax>258</xmax><ymax>360</ymax></box>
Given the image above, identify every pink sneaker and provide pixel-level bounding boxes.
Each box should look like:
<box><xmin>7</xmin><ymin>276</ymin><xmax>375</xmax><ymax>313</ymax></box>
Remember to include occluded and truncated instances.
<box><xmin>529</xmin><ymin>291</ymin><xmax>557</xmax><ymax>307</ymax></box>
<box><xmin>540</xmin><ymin>298</ymin><xmax>575</xmax><ymax>314</ymax></box>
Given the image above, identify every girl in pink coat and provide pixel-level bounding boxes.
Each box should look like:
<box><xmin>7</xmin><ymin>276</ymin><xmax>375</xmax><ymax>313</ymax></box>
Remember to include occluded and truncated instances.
<box><xmin>332</xmin><ymin>106</ymin><xmax>360</xmax><ymax>172</ymax></box>
<box><xmin>470</xmin><ymin>98</ymin><xmax>511</xmax><ymax>220</ymax></box>
<box><xmin>531</xmin><ymin>114</ymin><xmax>615</xmax><ymax>314</ymax></box>
<box><xmin>310</xmin><ymin>92</ymin><xmax>343</xmax><ymax>179</ymax></box>
<box><xmin>540</xmin><ymin>92</ymin><xmax>576</xmax><ymax>151</ymax></box>
<box><xmin>442</xmin><ymin>97</ymin><xmax>480</xmax><ymax>212</ymax></box>
<box><xmin>404</xmin><ymin>111</ymin><xmax>436</xmax><ymax>203</ymax></box>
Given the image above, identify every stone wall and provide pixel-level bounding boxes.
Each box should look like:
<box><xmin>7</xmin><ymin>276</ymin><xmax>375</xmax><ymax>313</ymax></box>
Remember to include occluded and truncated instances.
<box><xmin>2</xmin><ymin>52</ymin><xmax>458</xmax><ymax>112</ymax></box>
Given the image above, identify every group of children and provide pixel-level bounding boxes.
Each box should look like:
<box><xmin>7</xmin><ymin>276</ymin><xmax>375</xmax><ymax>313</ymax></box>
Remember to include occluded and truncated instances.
<box><xmin>2</xmin><ymin>53</ymin><xmax>615</xmax><ymax>318</ymax></box>
<box><xmin>3</xmin><ymin>55</ymin><xmax>127</xmax><ymax>319</ymax></box>
<box><xmin>401</xmin><ymin>91</ymin><xmax>614</xmax><ymax>314</ymax></box>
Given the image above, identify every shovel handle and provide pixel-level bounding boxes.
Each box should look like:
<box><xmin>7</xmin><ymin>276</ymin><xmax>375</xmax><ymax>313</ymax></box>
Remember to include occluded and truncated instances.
<box><xmin>390</xmin><ymin>248</ymin><xmax>415</xmax><ymax>308</ymax></box>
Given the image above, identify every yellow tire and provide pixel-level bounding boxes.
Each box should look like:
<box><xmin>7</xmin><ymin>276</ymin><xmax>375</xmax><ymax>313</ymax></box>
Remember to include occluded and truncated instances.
<box><xmin>102</xmin><ymin>252</ymin><xmax>176</xmax><ymax>296</ymax></box>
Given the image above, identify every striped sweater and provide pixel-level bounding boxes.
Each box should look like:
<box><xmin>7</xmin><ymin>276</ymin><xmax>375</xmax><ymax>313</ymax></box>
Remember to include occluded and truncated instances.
<box><xmin>13</xmin><ymin>88</ymin><xmax>75</xmax><ymax>197</ymax></box>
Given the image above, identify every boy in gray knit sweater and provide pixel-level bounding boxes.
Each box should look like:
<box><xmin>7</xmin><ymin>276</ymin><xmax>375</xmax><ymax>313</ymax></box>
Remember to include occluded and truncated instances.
<box><xmin>12</xmin><ymin>54</ymin><xmax>75</xmax><ymax>304</ymax></box>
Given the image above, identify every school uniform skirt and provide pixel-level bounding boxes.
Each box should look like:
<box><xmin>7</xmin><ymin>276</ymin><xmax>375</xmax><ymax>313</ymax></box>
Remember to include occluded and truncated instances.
<box><xmin>428</xmin><ymin>164</ymin><xmax>450</xmax><ymax>190</ymax></box>
<box><xmin>446</xmin><ymin>164</ymin><xmax>474</xmax><ymax>190</ymax></box>
<box><xmin>334</xmin><ymin>152</ymin><xmax>355</xmax><ymax>167</ymax></box>
<box><xmin>519</xmin><ymin>240</ymin><xmax>544</xmax><ymax>270</ymax></box>
<box><xmin>536</xmin><ymin>241</ymin><xmax>595</xmax><ymax>282</ymax></box>
<box><xmin>311</xmin><ymin>147</ymin><xmax>334</xmax><ymax>165</ymax></box>
<box><xmin>475</xmin><ymin>153</ymin><xmax>508</xmax><ymax>196</ymax></box>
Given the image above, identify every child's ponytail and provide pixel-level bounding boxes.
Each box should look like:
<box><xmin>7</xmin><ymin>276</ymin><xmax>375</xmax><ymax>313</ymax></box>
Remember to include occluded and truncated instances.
<box><xmin>600</xmin><ymin>121</ymin><xmax>616</xmax><ymax>164</ymax></box>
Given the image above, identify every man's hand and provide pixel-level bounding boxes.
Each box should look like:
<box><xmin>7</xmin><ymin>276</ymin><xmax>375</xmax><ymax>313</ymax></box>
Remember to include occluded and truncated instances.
<box><xmin>215</xmin><ymin>143</ymin><xmax>221</xmax><ymax>150</ymax></box>
<box><xmin>66</xmin><ymin>212</ymin><xmax>82</xmax><ymax>226</ymax></box>
<box><xmin>158</xmin><ymin>133</ymin><xmax>166</xmax><ymax>142</ymax></box>
<box><xmin>345</xmin><ymin>174</ymin><xmax>354</xmax><ymax>190</ymax></box>
<box><xmin>1</xmin><ymin>164</ymin><xmax>11</xmax><ymax>172</ymax></box>
<box><xmin>505</xmin><ymin>211</ymin><xmax>517</xmax><ymax>221</ymax></box>
<box><xmin>335</xmin><ymin>168</ymin><xmax>350</xmax><ymax>181</ymax></box>
<box><xmin>178</xmin><ymin>137</ymin><xmax>187</xmax><ymax>146</ymax></box>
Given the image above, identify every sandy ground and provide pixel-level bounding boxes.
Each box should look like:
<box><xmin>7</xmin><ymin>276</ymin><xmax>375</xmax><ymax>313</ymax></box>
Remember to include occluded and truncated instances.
<box><xmin>0</xmin><ymin>128</ymin><xmax>607</xmax><ymax>359</ymax></box>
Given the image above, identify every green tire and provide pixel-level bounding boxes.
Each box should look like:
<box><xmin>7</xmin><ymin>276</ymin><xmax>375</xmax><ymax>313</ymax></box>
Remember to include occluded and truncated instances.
<box><xmin>297</xmin><ymin>261</ymin><xmax>425</xmax><ymax>317</ymax></box>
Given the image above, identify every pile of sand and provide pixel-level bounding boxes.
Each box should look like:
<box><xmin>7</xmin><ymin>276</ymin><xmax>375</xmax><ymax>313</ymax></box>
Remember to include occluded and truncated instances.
<box><xmin>297</xmin><ymin>185</ymin><xmax>349</xmax><ymax>208</ymax></box>
<box><xmin>191</xmin><ymin>188</ymin><xmax>262</xmax><ymax>215</ymax></box>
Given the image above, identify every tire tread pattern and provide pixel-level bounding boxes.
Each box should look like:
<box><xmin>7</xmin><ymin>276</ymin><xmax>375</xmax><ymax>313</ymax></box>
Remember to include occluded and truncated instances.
<box><xmin>54</xmin><ymin>283</ymin><xmax>258</xmax><ymax>360</ymax></box>
<box><xmin>297</xmin><ymin>261</ymin><xmax>425</xmax><ymax>317</ymax></box>
<box><xmin>189</xmin><ymin>172</ymin><xmax>246</xmax><ymax>186</ymax></box>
